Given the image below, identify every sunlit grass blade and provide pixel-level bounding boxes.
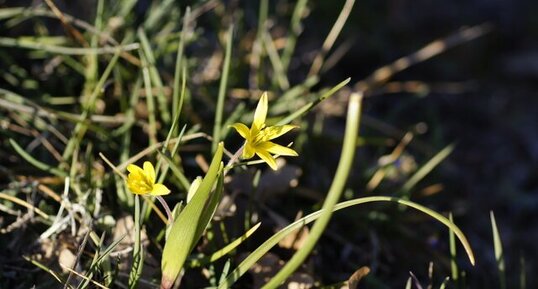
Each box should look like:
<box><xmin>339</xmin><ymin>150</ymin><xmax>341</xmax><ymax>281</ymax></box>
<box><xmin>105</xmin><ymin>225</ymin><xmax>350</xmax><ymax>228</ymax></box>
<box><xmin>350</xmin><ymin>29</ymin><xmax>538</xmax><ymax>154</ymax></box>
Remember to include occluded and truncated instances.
<box><xmin>128</xmin><ymin>195</ymin><xmax>144</xmax><ymax>289</ymax></box>
<box><xmin>157</xmin><ymin>149</ymin><xmax>191</xmax><ymax>192</ymax></box>
<box><xmin>139</xmin><ymin>50</ymin><xmax>158</xmax><ymax>145</ymax></box>
<box><xmin>138</xmin><ymin>28</ymin><xmax>170</xmax><ymax>124</ymax></box>
<box><xmin>0</xmin><ymin>37</ymin><xmax>139</xmax><ymax>55</ymax></box>
<box><xmin>212</xmin><ymin>24</ymin><xmax>234</xmax><ymax>153</ymax></box>
<box><xmin>280</xmin><ymin>0</ymin><xmax>308</xmax><ymax>73</ymax></box>
<box><xmin>276</xmin><ymin>77</ymin><xmax>350</xmax><ymax>126</ymax></box>
<box><xmin>490</xmin><ymin>211</ymin><xmax>506</xmax><ymax>289</ymax></box>
<box><xmin>439</xmin><ymin>277</ymin><xmax>450</xmax><ymax>289</ymax></box>
<box><xmin>449</xmin><ymin>212</ymin><xmax>458</xmax><ymax>283</ymax></box>
<box><xmin>24</xmin><ymin>256</ymin><xmax>67</xmax><ymax>286</ymax></box>
<box><xmin>172</xmin><ymin>7</ymin><xmax>190</xmax><ymax>122</ymax></box>
<box><xmin>189</xmin><ymin>222</ymin><xmax>262</xmax><ymax>267</ymax></box>
<box><xmin>262</xmin><ymin>92</ymin><xmax>362</xmax><ymax>288</ymax></box>
<box><xmin>218</xmin><ymin>196</ymin><xmax>474</xmax><ymax>289</ymax></box>
<box><xmin>62</xmin><ymin>45</ymin><xmax>123</xmax><ymax>160</ymax></box>
<box><xmin>401</xmin><ymin>144</ymin><xmax>454</xmax><ymax>194</ymax></box>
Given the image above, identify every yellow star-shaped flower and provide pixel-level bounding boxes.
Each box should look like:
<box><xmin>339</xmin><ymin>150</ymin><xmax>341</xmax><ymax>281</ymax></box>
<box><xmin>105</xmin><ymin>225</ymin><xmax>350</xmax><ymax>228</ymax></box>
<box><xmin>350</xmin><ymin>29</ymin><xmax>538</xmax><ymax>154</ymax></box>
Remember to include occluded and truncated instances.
<box><xmin>126</xmin><ymin>161</ymin><xmax>171</xmax><ymax>195</ymax></box>
<box><xmin>231</xmin><ymin>92</ymin><xmax>298</xmax><ymax>170</ymax></box>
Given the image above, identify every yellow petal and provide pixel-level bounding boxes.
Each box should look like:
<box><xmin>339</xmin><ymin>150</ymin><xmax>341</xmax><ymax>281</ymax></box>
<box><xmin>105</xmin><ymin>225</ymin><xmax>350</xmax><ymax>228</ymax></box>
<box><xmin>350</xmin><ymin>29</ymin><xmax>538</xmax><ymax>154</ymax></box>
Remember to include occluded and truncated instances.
<box><xmin>260</xmin><ymin>141</ymin><xmax>298</xmax><ymax>156</ymax></box>
<box><xmin>242</xmin><ymin>142</ymin><xmax>256</xmax><ymax>159</ymax></box>
<box><xmin>143</xmin><ymin>161</ymin><xmax>156</xmax><ymax>184</ymax></box>
<box><xmin>256</xmin><ymin>149</ymin><xmax>277</xmax><ymax>170</ymax></box>
<box><xmin>151</xmin><ymin>183</ymin><xmax>171</xmax><ymax>196</ymax></box>
<box><xmin>252</xmin><ymin>92</ymin><xmax>268</xmax><ymax>133</ymax></box>
<box><xmin>127</xmin><ymin>163</ymin><xmax>144</xmax><ymax>175</ymax></box>
<box><xmin>259</xmin><ymin>125</ymin><xmax>298</xmax><ymax>142</ymax></box>
<box><xmin>230</xmin><ymin>123</ymin><xmax>251</xmax><ymax>140</ymax></box>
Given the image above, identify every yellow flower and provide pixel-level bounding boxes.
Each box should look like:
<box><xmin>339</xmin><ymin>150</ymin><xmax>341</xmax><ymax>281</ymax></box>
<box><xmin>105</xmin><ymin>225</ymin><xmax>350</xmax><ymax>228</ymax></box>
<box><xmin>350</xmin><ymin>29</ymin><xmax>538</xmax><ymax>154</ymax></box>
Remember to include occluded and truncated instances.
<box><xmin>231</xmin><ymin>92</ymin><xmax>298</xmax><ymax>170</ymax></box>
<box><xmin>126</xmin><ymin>161</ymin><xmax>170</xmax><ymax>195</ymax></box>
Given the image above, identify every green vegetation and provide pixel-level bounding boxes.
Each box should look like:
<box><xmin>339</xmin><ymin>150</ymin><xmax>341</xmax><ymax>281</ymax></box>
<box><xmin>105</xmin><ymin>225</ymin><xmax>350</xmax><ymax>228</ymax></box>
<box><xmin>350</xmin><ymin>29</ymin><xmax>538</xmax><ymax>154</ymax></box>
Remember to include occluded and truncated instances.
<box><xmin>0</xmin><ymin>1</ymin><xmax>529</xmax><ymax>288</ymax></box>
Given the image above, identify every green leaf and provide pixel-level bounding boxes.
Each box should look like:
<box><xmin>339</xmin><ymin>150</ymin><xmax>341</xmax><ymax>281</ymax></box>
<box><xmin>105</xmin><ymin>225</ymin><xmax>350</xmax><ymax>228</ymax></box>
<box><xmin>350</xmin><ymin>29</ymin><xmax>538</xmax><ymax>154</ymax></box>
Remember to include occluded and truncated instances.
<box><xmin>490</xmin><ymin>211</ymin><xmax>506</xmax><ymax>289</ymax></box>
<box><xmin>160</xmin><ymin>143</ymin><xmax>224</xmax><ymax>289</ymax></box>
<box><xmin>188</xmin><ymin>223</ymin><xmax>261</xmax><ymax>268</ymax></box>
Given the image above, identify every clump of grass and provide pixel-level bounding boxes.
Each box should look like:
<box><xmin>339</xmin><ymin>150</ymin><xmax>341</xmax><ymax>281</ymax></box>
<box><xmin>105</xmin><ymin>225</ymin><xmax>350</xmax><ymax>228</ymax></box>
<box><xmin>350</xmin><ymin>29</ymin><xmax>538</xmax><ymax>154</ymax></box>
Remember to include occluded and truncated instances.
<box><xmin>0</xmin><ymin>1</ymin><xmax>496</xmax><ymax>289</ymax></box>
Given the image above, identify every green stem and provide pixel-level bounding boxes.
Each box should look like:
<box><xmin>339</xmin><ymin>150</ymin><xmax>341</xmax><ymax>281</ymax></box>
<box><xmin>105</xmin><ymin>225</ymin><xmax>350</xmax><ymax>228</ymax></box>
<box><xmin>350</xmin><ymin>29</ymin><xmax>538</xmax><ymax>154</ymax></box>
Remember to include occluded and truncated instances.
<box><xmin>212</xmin><ymin>24</ymin><xmax>234</xmax><ymax>153</ymax></box>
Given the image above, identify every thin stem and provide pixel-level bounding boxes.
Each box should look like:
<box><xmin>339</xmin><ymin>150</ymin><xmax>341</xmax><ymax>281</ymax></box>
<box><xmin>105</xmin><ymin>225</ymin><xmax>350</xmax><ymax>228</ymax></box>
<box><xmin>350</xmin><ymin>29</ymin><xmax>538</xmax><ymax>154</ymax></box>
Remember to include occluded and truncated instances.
<box><xmin>224</xmin><ymin>144</ymin><xmax>244</xmax><ymax>174</ymax></box>
<box><xmin>156</xmin><ymin>196</ymin><xmax>173</xmax><ymax>223</ymax></box>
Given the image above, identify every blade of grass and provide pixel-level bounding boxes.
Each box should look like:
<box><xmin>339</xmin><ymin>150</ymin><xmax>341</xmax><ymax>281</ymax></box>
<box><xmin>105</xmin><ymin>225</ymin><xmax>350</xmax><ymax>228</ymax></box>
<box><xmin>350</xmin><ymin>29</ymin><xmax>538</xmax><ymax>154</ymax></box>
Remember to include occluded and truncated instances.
<box><xmin>189</xmin><ymin>223</ymin><xmax>261</xmax><ymax>267</ymax></box>
<box><xmin>262</xmin><ymin>92</ymin><xmax>362</xmax><ymax>289</ymax></box>
<box><xmin>263</xmin><ymin>29</ymin><xmax>289</xmax><ymax>90</ymax></box>
<box><xmin>218</xmin><ymin>195</ymin><xmax>475</xmax><ymax>288</ymax></box>
<box><xmin>0</xmin><ymin>191</ymin><xmax>50</xmax><ymax>219</ymax></box>
<box><xmin>172</xmin><ymin>7</ymin><xmax>190</xmax><ymax>122</ymax></box>
<box><xmin>400</xmin><ymin>144</ymin><xmax>454</xmax><ymax>194</ymax></box>
<box><xmin>212</xmin><ymin>24</ymin><xmax>234</xmax><ymax>152</ymax></box>
<box><xmin>24</xmin><ymin>256</ymin><xmax>68</xmax><ymax>287</ymax></box>
<box><xmin>308</xmin><ymin>0</ymin><xmax>355</xmax><ymax>77</ymax></box>
<box><xmin>449</xmin><ymin>212</ymin><xmax>459</xmax><ymax>284</ymax></box>
<box><xmin>355</xmin><ymin>23</ymin><xmax>492</xmax><ymax>93</ymax></box>
<box><xmin>62</xmin><ymin>45</ymin><xmax>123</xmax><ymax>160</ymax></box>
<box><xmin>276</xmin><ymin>77</ymin><xmax>350</xmax><ymax>126</ymax></box>
<box><xmin>490</xmin><ymin>211</ymin><xmax>506</xmax><ymax>289</ymax></box>
<box><xmin>139</xmin><ymin>50</ymin><xmax>158</xmax><ymax>145</ymax></box>
<box><xmin>280</xmin><ymin>0</ymin><xmax>308</xmax><ymax>72</ymax></box>
<box><xmin>128</xmin><ymin>195</ymin><xmax>144</xmax><ymax>289</ymax></box>
<box><xmin>138</xmin><ymin>28</ymin><xmax>170</xmax><ymax>123</ymax></box>
<box><xmin>249</xmin><ymin>0</ymin><xmax>268</xmax><ymax>89</ymax></box>
<box><xmin>9</xmin><ymin>138</ymin><xmax>67</xmax><ymax>177</ymax></box>
<box><xmin>0</xmin><ymin>37</ymin><xmax>139</xmax><ymax>55</ymax></box>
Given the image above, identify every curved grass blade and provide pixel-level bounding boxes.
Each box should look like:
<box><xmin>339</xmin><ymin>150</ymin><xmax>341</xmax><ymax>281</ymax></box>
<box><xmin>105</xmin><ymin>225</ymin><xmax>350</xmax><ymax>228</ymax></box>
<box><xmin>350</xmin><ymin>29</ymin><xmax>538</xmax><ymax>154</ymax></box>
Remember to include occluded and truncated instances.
<box><xmin>9</xmin><ymin>138</ymin><xmax>67</xmax><ymax>177</ymax></box>
<box><xmin>217</xmin><ymin>196</ymin><xmax>475</xmax><ymax>289</ymax></box>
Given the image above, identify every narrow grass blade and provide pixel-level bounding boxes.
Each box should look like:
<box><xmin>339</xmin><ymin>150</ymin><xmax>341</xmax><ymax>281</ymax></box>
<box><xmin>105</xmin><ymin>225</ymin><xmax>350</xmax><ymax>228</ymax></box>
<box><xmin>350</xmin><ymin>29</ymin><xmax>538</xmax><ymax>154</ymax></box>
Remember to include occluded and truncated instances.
<box><xmin>401</xmin><ymin>144</ymin><xmax>454</xmax><ymax>194</ymax></box>
<box><xmin>139</xmin><ymin>50</ymin><xmax>158</xmax><ymax>145</ymax></box>
<box><xmin>261</xmin><ymin>92</ymin><xmax>362</xmax><ymax>289</ymax></box>
<box><xmin>448</xmin><ymin>212</ymin><xmax>458</xmax><ymax>283</ymax></box>
<box><xmin>128</xmin><ymin>195</ymin><xmax>144</xmax><ymax>289</ymax></box>
<box><xmin>138</xmin><ymin>28</ymin><xmax>170</xmax><ymax>123</ymax></box>
<box><xmin>307</xmin><ymin>0</ymin><xmax>355</xmax><ymax>77</ymax></box>
<box><xmin>280</xmin><ymin>0</ymin><xmax>308</xmax><ymax>72</ymax></box>
<box><xmin>276</xmin><ymin>77</ymin><xmax>350</xmax><ymax>126</ymax></box>
<box><xmin>405</xmin><ymin>277</ymin><xmax>412</xmax><ymax>289</ymax></box>
<box><xmin>0</xmin><ymin>37</ymin><xmax>138</xmax><ymax>55</ymax></box>
<box><xmin>212</xmin><ymin>24</ymin><xmax>234</xmax><ymax>153</ymax></box>
<box><xmin>158</xmin><ymin>150</ymin><xmax>191</xmax><ymax>192</ymax></box>
<box><xmin>439</xmin><ymin>277</ymin><xmax>450</xmax><ymax>289</ymax></box>
<box><xmin>172</xmin><ymin>7</ymin><xmax>190</xmax><ymax>122</ymax></box>
<box><xmin>24</xmin><ymin>256</ymin><xmax>67</xmax><ymax>286</ymax></box>
<box><xmin>9</xmin><ymin>138</ymin><xmax>67</xmax><ymax>177</ymax></box>
<box><xmin>63</xmin><ymin>45</ymin><xmax>123</xmax><ymax>160</ymax></box>
<box><xmin>490</xmin><ymin>211</ymin><xmax>506</xmax><ymax>289</ymax></box>
<box><xmin>218</xmin><ymin>196</ymin><xmax>474</xmax><ymax>289</ymax></box>
<box><xmin>189</xmin><ymin>223</ymin><xmax>262</xmax><ymax>267</ymax></box>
